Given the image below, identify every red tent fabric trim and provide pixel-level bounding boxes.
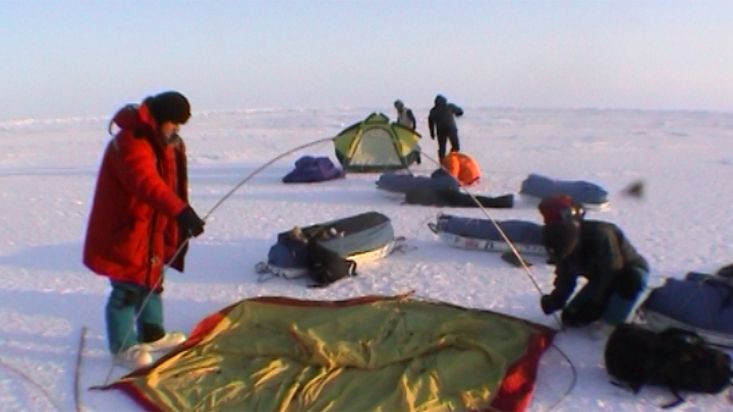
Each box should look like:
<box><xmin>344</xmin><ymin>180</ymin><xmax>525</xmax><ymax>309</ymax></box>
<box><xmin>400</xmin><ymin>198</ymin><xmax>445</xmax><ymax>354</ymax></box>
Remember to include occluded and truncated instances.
<box><xmin>103</xmin><ymin>294</ymin><xmax>555</xmax><ymax>412</ymax></box>
<box><xmin>489</xmin><ymin>331</ymin><xmax>555</xmax><ymax>412</ymax></box>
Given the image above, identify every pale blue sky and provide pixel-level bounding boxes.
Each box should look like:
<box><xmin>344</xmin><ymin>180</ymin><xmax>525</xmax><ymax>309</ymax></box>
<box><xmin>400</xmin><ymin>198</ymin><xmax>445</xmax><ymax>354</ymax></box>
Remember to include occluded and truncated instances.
<box><xmin>2</xmin><ymin>0</ymin><xmax>732</xmax><ymax>120</ymax></box>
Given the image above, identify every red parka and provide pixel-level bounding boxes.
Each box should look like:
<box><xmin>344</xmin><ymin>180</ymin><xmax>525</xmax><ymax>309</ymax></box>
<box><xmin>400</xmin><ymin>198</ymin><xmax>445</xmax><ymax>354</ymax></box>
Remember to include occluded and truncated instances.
<box><xmin>83</xmin><ymin>103</ymin><xmax>189</xmax><ymax>290</ymax></box>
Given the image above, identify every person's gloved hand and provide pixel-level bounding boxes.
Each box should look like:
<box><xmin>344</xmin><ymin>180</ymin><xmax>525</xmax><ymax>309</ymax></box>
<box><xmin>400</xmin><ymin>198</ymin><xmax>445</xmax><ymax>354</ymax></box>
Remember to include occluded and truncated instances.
<box><xmin>540</xmin><ymin>294</ymin><xmax>559</xmax><ymax>315</ymax></box>
<box><xmin>176</xmin><ymin>206</ymin><xmax>205</xmax><ymax>238</ymax></box>
<box><xmin>561</xmin><ymin>302</ymin><xmax>604</xmax><ymax>327</ymax></box>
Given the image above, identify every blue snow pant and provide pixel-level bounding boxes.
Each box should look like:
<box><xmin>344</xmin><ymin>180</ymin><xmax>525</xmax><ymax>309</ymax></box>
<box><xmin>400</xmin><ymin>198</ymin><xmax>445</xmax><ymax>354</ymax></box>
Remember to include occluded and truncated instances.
<box><xmin>106</xmin><ymin>281</ymin><xmax>165</xmax><ymax>353</ymax></box>
<box><xmin>562</xmin><ymin>266</ymin><xmax>649</xmax><ymax>327</ymax></box>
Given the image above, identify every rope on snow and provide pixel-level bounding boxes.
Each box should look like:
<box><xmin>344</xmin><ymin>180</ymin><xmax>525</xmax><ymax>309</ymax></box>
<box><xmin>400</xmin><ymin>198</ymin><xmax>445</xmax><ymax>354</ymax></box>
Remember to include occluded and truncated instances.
<box><xmin>547</xmin><ymin>342</ymin><xmax>579</xmax><ymax>411</ymax></box>
<box><xmin>0</xmin><ymin>356</ymin><xmax>62</xmax><ymax>412</ymax></box>
<box><xmin>74</xmin><ymin>326</ymin><xmax>87</xmax><ymax>412</ymax></box>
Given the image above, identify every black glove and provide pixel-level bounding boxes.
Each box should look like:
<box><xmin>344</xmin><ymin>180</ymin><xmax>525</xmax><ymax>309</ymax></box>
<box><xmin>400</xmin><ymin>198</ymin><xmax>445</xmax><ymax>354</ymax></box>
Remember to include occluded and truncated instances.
<box><xmin>176</xmin><ymin>206</ymin><xmax>205</xmax><ymax>238</ymax></box>
<box><xmin>540</xmin><ymin>294</ymin><xmax>559</xmax><ymax>315</ymax></box>
<box><xmin>561</xmin><ymin>302</ymin><xmax>604</xmax><ymax>327</ymax></box>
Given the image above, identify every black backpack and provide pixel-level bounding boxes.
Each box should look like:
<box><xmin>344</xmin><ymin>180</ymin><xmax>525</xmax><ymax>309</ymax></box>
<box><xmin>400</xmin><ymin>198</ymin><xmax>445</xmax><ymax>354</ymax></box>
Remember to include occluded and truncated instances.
<box><xmin>605</xmin><ymin>324</ymin><xmax>732</xmax><ymax>408</ymax></box>
<box><xmin>305</xmin><ymin>239</ymin><xmax>357</xmax><ymax>287</ymax></box>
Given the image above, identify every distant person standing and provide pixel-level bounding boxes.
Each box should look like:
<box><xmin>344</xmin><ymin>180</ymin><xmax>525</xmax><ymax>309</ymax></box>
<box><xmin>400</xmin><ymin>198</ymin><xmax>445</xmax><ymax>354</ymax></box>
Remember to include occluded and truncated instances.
<box><xmin>393</xmin><ymin>99</ymin><xmax>416</xmax><ymax>130</ymax></box>
<box><xmin>394</xmin><ymin>99</ymin><xmax>421</xmax><ymax>164</ymax></box>
<box><xmin>428</xmin><ymin>94</ymin><xmax>463</xmax><ymax>161</ymax></box>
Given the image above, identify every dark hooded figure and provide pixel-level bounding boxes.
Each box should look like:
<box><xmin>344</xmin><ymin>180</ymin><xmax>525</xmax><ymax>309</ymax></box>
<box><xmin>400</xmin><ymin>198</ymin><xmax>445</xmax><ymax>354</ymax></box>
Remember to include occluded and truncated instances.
<box><xmin>538</xmin><ymin>195</ymin><xmax>649</xmax><ymax>327</ymax></box>
<box><xmin>428</xmin><ymin>94</ymin><xmax>463</xmax><ymax>161</ymax></box>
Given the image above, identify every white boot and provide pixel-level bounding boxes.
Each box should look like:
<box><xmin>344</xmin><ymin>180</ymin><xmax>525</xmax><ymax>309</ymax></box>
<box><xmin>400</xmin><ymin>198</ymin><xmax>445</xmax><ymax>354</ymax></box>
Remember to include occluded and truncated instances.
<box><xmin>144</xmin><ymin>331</ymin><xmax>187</xmax><ymax>352</ymax></box>
<box><xmin>115</xmin><ymin>344</ymin><xmax>153</xmax><ymax>369</ymax></box>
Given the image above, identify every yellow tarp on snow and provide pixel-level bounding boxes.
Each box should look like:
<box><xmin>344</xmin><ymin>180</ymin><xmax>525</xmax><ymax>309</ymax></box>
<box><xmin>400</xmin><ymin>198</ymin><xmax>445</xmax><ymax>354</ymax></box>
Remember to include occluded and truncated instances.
<box><xmin>112</xmin><ymin>295</ymin><xmax>553</xmax><ymax>412</ymax></box>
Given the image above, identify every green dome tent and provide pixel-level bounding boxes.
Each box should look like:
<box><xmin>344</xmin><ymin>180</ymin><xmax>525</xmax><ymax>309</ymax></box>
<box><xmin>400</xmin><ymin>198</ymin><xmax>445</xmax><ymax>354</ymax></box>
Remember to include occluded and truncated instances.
<box><xmin>334</xmin><ymin>112</ymin><xmax>421</xmax><ymax>172</ymax></box>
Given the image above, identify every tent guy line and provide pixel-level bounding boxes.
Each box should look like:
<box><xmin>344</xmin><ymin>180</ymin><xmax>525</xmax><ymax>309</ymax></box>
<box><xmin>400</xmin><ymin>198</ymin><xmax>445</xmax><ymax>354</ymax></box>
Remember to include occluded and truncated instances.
<box><xmin>0</xmin><ymin>356</ymin><xmax>62</xmax><ymax>411</ymax></box>
<box><xmin>203</xmin><ymin>136</ymin><xmax>336</xmax><ymax>220</ymax></box>
<box><xmin>419</xmin><ymin>149</ymin><xmax>563</xmax><ymax>329</ymax></box>
<box><xmin>418</xmin><ymin>149</ymin><xmax>581</xmax><ymax>411</ymax></box>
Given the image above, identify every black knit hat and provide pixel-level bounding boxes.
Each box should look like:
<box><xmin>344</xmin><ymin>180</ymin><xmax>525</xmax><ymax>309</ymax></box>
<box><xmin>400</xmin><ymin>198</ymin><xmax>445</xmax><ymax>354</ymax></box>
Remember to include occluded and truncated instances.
<box><xmin>146</xmin><ymin>91</ymin><xmax>191</xmax><ymax>125</ymax></box>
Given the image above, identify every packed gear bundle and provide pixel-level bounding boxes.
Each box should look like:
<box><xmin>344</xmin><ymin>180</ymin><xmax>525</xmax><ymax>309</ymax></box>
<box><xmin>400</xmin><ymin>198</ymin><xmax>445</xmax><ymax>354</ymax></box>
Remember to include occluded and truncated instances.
<box><xmin>521</xmin><ymin>173</ymin><xmax>609</xmax><ymax>207</ymax></box>
<box><xmin>639</xmin><ymin>268</ymin><xmax>733</xmax><ymax>347</ymax></box>
<box><xmin>282</xmin><ymin>155</ymin><xmax>343</xmax><ymax>183</ymax></box>
<box><xmin>604</xmin><ymin>324</ymin><xmax>732</xmax><ymax>408</ymax></box>
<box><xmin>256</xmin><ymin>211</ymin><xmax>398</xmax><ymax>286</ymax></box>
<box><xmin>376</xmin><ymin>169</ymin><xmax>459</xmax><ymax>195</ymax></box>
<box><xmin>376</xmin><ymin>169</ymin><xmax>512</xmax><ymax>208</ymax></box>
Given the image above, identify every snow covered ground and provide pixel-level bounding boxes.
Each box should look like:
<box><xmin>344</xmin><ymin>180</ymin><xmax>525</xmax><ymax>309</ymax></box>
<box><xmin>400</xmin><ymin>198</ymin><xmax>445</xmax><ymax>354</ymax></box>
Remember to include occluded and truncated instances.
<box><xmin>1</xmin><ymin>106</ymin><xmax>732</xmax><ymax>411</ymax></box>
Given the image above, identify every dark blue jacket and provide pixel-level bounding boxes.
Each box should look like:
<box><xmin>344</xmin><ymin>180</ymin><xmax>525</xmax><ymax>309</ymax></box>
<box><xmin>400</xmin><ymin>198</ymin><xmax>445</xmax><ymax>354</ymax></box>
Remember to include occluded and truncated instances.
<box><xmin>548</xmin><ymin>221</ymin><xmax>649</xmax><ymax>307</ymax></box>
<box><xmin>428</xmin><ymin>101</ymin><xmax>463</xmax><ymax>136</ymax></box>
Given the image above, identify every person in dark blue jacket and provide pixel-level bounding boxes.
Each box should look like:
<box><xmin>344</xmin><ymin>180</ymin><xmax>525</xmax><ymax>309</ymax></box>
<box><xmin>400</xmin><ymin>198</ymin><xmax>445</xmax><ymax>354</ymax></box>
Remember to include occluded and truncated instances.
<box><xmin>428</xmin><ymin>94</ymin><xmax>463</xmax><ymax>161</ymax></box>
<box><xmin>538</xmin><ymin>195</ymin><xmax>649</xmax><ymax>327</ymax></box>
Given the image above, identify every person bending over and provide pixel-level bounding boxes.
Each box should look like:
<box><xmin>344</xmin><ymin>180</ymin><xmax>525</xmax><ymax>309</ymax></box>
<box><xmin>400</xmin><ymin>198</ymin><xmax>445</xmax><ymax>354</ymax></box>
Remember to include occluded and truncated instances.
<box><xmin>538</xmin><ymin>195</ymin><xmax>649</xmax><ymax>327</ymax></box>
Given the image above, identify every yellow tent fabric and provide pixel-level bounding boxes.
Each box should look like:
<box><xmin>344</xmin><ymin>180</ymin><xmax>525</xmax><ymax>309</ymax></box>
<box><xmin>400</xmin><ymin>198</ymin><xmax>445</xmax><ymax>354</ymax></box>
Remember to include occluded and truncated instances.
<box><xmin>110</xmin><ymin>295</ymin><xmax>553</xmax><ymax>412</ymax></box>
<box><xmin>334</xmin><ymin>113</ymin><xmax>421</xmax><ymax>172</ymax></box>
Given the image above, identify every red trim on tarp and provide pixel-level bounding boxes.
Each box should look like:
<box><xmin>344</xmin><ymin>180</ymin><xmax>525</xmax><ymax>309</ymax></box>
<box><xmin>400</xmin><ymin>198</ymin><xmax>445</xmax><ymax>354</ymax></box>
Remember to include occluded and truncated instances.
<box><xmin>111</xmin><ymin>383</ymin><xmax>164</xmax><ymax>412</ymax></box>
<box><xmin>488</xmin><ymin>330</ymin><xmax>555</xmax><ymax>412</ymax></box>
<box><xmin>102</xmin><ymin>294</ymin><xmax>556</xmax><ymax>412</ymax></box>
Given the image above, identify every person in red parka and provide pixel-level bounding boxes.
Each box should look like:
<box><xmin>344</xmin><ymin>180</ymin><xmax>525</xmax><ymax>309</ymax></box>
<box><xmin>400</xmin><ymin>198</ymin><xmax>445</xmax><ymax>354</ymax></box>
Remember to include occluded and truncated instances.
<box><xmin>83</xmin><ymin>91</ymin><xmax>205</xmax><ymax>368</ymax></box>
